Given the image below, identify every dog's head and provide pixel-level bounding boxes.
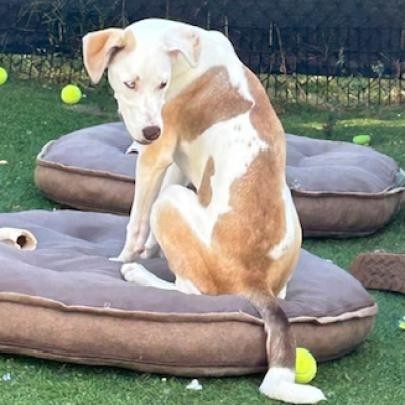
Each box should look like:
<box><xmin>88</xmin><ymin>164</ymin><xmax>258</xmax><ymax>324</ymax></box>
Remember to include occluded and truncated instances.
<box><xmin>82</xmin><ymin>21</ymin><xmax>201</xmax><ymax>144</ymax></box>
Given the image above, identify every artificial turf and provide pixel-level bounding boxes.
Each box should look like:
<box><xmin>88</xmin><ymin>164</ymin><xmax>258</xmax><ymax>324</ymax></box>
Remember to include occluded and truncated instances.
<box><xmin>0</xmin><ymin>78</ymin><xmax>404</xmax><ymax>404</ymax></box>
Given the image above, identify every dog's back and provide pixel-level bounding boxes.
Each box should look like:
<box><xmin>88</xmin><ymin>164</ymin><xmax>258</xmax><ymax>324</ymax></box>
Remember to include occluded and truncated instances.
<box><xmin>162</xmin><ymin>64</ymin><xmax>300</xmax><ymax>297</ymax></box>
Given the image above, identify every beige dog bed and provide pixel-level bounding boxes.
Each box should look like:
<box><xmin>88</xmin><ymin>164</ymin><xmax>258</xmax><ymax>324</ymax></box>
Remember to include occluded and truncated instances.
<box><xmin>0</xmin><ymin>210</ymin><xmax>376</xmax><ymax>376</ymax></box>
<box><xmin>35</xmin><ymin>123</ymin><xmax>404</xmax><ymax>237</ymax></box>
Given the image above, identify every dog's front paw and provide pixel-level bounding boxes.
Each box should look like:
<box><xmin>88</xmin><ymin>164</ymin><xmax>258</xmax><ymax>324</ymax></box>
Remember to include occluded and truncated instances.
<box><xmin>121</xmin><ymin>262</ymin><xmax>139</xmax><ymax>278</ymax></box>
<box><xmin>121</xmin><ymin>262</ymin><xmax>156</xmax><ymax>287</ymax></box>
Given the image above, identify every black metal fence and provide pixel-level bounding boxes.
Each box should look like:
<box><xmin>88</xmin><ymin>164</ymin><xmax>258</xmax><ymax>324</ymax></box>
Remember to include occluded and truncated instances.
<box><xmin>0</xmin><ymin>0</ymin><xmax>404</xmax><ymax>105</ymax></box>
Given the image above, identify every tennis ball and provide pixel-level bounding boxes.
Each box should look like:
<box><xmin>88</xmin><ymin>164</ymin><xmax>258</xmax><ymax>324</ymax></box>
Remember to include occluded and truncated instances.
<box><xmin>399</xmin><ymin>316</ymin><xmax>405</xmax><ymax>330</ymax></box>
<box><xmin>0</xmin><ymin>67</ymin><xmax>8</xmax><ymax>85</ymax></box>
<box><xmin>353</xmin><ymin>134</ymin><xmax>371</xmax><ymax>146</ymax></box>
<box><xmin>295</xmin><ymin>347</ymin><xmax>317</xmax><ymax>384</ymax></box>
<box><xmin>61</xmin><ymin>84</ymin><xmax>82</xmax><ymax>105</ymax></box>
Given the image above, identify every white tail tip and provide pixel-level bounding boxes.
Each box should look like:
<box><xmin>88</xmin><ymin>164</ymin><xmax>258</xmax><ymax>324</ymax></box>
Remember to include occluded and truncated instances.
<box><xmin>259</xmin><ymin>367</ymin><xmax>326</xmax><ymax>404</ymax></box>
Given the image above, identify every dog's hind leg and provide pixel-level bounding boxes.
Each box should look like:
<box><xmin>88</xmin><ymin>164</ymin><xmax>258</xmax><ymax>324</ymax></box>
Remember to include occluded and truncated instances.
<box><xmin>123</xmin><ymin>183</ymin><xmax>211</xmax><ymax>294</ymax></box>
<box><xmin>149</xmin><ymin>184</ymin><xmax>218</xmax><ymax>294</ymax></box>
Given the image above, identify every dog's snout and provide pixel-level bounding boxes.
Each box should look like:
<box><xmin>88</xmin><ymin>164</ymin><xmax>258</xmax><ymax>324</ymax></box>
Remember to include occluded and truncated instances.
<box><xmin>142</xmin><ymin>126</ymin><xmax>161</xmax><ymax>141</ymax></box>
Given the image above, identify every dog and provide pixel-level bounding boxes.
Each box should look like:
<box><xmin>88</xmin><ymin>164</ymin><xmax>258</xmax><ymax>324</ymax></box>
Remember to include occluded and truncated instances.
<box><xmin>83</xmin><ymin>18</ymin><xmax>325</xmax><ymax>404</ymax></box>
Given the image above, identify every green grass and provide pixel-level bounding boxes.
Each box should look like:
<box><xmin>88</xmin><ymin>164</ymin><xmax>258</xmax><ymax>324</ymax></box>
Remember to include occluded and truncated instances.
<box><xmin>0</xmin><ymin>78</ymin><xmax>404</xmax><ymax>404</ymax></box>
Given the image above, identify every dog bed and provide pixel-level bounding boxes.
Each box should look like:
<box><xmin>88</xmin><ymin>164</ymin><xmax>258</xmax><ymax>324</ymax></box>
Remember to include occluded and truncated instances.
<box><xmin>0</xmin><ymin>209</ymin><xmax>376</xmax><ymax>376</ymax></box>
<box><xmin>34</xmin><ymin>123</ymin><xmax>404</xmax><ymax>237</ymax></box>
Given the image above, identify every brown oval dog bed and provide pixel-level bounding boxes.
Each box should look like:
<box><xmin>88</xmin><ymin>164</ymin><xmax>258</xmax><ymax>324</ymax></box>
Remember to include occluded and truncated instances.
<box><xmin>0</xmin><ymin>210</ymin><xmax>376</xmax><ymax>376</ymax></box>
<box><xmin>34</xmin><ymin>123</ymin><xmax>404</xmax><ymax>237</ymax></box>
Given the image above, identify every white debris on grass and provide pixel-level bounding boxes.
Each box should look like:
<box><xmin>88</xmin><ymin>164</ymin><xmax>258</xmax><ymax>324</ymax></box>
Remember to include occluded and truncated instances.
<box><xmin>2</xmin><ymin>373</ymin><xmax>11</xmax><ymax>382</ymax></box>
<box><xmin>161</xmin><ymin>377</ymin><xmax>167</xmax><ymax>382</ymax></box>
<box><xmin>0</xmin><ymin>160</ymin><xmax>7</xmax><ymax>165</ymax></box>
<box><xmin>186</xmin><ymin>379</ymin><xmax>202</xmax><ymax>391</ymax></box>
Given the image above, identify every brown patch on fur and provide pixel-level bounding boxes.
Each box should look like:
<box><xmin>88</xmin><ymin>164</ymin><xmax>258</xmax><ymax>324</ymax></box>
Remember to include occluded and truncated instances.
<box><xmin>138</xmin><ymin>127</ymin><xmax>177</xmax><ymax>169</ymax></box>
<box><xmin>198</xmin><ymin>157</ymin><xmax>215</xmax><ymax>207</ymax></box>
<box><xmin>123</xmin><ymin>29</ymin><xmax>136</xmax><ymax>52</ymax></box>
<box><xmin>209</xmin><ymin>148</ymin><xmax>301</xmax><ymax>296</ymax></box>
<box><xmin>205</xmin><ymin>67</ymin><xmax>301</xmax><ymax>296</ymax></box>
<box><xmin>83</xmin><ymin>28</ymin><xmax>136</xmax><ymax>84</ymax></box>
<box><xmin>163</xmin><ymin>66</ymin><xmax>253</xmax><ymax>141</ymax></box>
<box><xmin>83</xmin><ymin>28</ymin><xmax>125</xmax><ymax>83</ymax></box>
<box><xmin>263</xmin><ymin>221</ymin><xmax>301</xmax><ymax>295</ymax></box>
<box><xmin>244</xmin><ymin>67</ymin><xmax>285</xmax><ymax>147</ymax></box>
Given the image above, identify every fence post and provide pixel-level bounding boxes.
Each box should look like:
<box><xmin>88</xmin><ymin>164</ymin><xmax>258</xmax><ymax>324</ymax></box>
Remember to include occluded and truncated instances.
<box><xmin>165</xmin><ymin>0</ymin><xmax>170</xmax><ymax>19</ymax></box>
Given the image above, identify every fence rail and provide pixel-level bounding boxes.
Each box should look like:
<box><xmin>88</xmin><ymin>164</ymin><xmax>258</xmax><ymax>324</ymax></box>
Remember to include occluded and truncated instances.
<box><xmin>0</xmin><ymin>0</ymin><xmax>404</xmax><ymax>105</ymax></box>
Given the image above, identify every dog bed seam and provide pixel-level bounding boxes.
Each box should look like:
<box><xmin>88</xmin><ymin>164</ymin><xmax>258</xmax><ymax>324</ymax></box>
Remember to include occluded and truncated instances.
<box><xmin>0</xmin><ymin>292</ymin><xmax>377</xmax><ymax>325</ymax></box>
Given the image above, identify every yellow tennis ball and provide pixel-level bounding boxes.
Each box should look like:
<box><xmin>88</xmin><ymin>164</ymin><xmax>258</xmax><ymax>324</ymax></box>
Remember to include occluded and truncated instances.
<box><xmin>295</xmin><ymin>347</ymin><xmax>317</xmax><ymax>384</ymax></box>
<box><xmin>353</xmin><ymin>134</ymin><xmax>371</xmax><ymax>146</ymax></box>
<box><xmin>0</xmin><ymin>67</ymin><xmax>8</xmax><ymax>85</ymax></box>
<box><xmin>61</xmin><ymin>84</ymin><xmax>82</xmax><ymax>105</ymax></box>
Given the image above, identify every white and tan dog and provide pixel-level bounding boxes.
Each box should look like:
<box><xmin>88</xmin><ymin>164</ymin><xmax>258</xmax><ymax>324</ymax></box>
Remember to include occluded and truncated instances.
<box><xmin>83</xmin><ymin>18</ymin><xmax>325</xmax><ymax>404</ymax></box>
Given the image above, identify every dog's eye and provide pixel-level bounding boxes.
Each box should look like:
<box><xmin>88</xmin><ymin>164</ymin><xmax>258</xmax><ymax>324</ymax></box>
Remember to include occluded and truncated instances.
<box><xmin>158</xmin><ymin>81</ymin><xmax>167</xmax><ymax>90</ymax></box>
<box><xmin>124</xmin><ymin>81</ymin><xmax>136</xmax><ymax>90</ymax></box>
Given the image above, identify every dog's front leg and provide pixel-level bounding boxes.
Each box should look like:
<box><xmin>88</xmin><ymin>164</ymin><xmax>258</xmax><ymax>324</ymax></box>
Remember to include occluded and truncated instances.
<box><xmin>140</xmin><ymin>162</ymin><xmax>188</xmax><ymax>259</ymax></box>
<box><xmin>115</xmin><ymin>139</ymin><xmax>175</xmax><ymax>263</ymax></box>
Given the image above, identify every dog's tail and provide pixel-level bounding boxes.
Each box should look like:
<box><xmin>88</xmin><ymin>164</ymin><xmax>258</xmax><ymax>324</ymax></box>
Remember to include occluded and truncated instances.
<box><xmin>249</xmin><ymin>292</ymin><xmax>326</xmax><ymax>404</ymax></box>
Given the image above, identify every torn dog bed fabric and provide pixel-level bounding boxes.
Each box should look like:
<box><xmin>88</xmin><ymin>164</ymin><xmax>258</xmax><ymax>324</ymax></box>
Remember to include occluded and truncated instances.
<box><xmin>35</xmin><ymin>122</ymin><xmax>404</xmax><ymax>237</ymax></box>
<box><xmin>0</xmin><ymin>210</ymin><xmax>376</xmax><ymax>376</ymax></box>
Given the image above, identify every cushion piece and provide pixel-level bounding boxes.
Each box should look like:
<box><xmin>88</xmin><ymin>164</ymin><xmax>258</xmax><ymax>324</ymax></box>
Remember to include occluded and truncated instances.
<box><xmin>0</xmin><ymin>210</ymin><xmax>376</xmax><ymax>376</ymax></box>
<box><xmin>35</xmin><ymin>123</ymin><xmax>404</xmax><ymax>237</ymax></box>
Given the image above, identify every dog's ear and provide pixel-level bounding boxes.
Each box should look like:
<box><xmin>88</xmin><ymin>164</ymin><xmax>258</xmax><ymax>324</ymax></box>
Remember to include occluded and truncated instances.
<box><xmin>163</xmin><ymin>26</ymin><xmax>201</xmax><ymax>67</ymax></box>
<box><xmin>82</xmin><ymin>28</ymin><xmax>128</xmax><ymax>83</ymax></box>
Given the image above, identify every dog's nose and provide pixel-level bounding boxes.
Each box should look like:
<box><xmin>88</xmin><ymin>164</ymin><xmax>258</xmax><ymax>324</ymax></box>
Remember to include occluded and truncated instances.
<box><xmin>142</xmin><ymin>126</ymin><xmax>161</xmax><ymax>141</ymax></box>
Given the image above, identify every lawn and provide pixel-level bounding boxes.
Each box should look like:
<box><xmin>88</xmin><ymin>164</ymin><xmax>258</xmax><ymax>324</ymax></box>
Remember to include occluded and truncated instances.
<box><xmin>0</xmin><ymin>78</ymin><xmax>404</xmax><ymax>404</ymax></box>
